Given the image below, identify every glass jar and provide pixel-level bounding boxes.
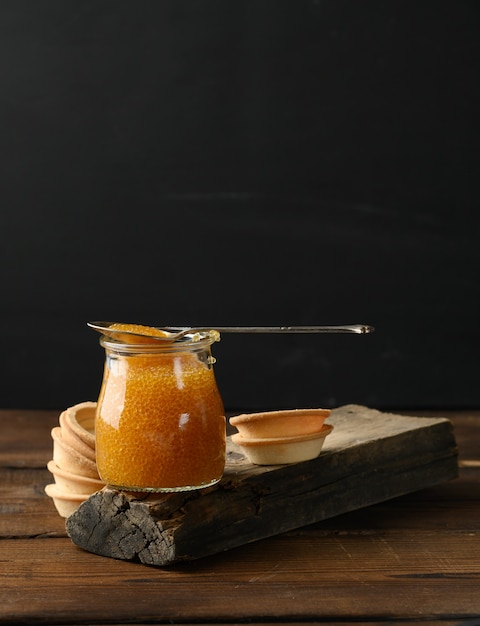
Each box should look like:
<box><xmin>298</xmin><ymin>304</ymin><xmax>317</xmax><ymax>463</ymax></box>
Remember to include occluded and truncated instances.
<box><xmin>95</xmin><ymin>331</ymin><xmax>226</xmax><ymax>492</ymax></box>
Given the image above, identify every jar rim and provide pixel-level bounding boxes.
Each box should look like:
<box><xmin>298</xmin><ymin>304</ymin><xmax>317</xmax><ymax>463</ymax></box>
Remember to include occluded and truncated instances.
<box><xmin>99</xmin><ymin>330</ymin><xmax>220</xmax><ymax>353</ymax></box>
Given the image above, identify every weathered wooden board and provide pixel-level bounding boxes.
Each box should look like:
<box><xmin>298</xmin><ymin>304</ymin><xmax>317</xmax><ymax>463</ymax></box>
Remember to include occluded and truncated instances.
<box><xmin>66</xmin><ymin>405</ymin><xmax>458</xmax><ymax>566</ymax></box>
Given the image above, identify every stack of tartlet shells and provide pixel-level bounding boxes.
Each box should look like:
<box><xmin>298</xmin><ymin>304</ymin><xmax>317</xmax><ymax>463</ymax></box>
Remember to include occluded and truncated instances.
<box><xmin>45</xmin><ymin>401</ymin><xmax>104</xmax><ymax>518</ymax></box>
<box><xmin>230</xmin><ymin>408</ymin><xmax>333</xmax><ymax>465</ymax></box>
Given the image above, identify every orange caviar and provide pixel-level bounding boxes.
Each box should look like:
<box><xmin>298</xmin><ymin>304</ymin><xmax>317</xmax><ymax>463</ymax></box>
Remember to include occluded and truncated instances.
<box><xmin>108</xmin><ymin>322</ymin><xmax>171</xmax><ymax>343</ymax></box>
<box><xmin>95</xmin><ymin>334</ymin><xmax>226</xmax><ymax>492</ymax></box>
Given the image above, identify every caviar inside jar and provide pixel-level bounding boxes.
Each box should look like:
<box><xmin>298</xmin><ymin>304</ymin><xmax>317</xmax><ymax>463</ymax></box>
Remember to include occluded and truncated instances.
<box><xmin>95</xmin><ymin>334</ymin><xmax>226</xmax><ymax>492</ymax></box>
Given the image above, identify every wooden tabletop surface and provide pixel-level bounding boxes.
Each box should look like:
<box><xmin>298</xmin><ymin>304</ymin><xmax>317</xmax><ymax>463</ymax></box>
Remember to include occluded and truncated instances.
<box><xmin>1</xmin><ymin>407</ymin><xmax>479</xmax><ymax>625</ymax></box>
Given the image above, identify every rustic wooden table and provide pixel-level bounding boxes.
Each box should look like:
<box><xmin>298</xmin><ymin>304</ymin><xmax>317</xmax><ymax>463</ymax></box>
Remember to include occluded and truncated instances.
<box><xmin>1</xmin><ymin>407</ymin><xmax>479</xmax><ymax>625</ymax></box>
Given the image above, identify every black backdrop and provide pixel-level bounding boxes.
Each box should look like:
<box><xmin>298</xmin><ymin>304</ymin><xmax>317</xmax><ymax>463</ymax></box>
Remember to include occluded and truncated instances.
<box><xmin>1</xmin><ymin>0</ymin><xmax>479</xmax><ymax>411</ymax></box>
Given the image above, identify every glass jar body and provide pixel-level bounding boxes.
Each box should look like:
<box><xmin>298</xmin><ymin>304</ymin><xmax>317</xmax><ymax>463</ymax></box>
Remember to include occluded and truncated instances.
<box><xmin>95</xmin><ymin>335</ymin><xmax>226</xmax><ymax>492</ymax></box>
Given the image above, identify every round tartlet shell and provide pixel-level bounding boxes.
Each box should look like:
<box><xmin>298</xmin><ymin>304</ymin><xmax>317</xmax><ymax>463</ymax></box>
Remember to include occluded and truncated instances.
<box><xmin>230</xmin><ymin>408</ymin><xmax>331</xmax><ymax>439</ymax></box>
<box><xmin>232</xmin><ymin>424</ymin><xmax>333</xmax><ymax>465</ymax></box>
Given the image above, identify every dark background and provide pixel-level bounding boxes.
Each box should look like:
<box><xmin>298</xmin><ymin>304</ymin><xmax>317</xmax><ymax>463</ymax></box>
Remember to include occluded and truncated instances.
<box><xmin>1</xmin><ymin>0</ymin><xmax>478</xmax><ymax>411</ymax></box>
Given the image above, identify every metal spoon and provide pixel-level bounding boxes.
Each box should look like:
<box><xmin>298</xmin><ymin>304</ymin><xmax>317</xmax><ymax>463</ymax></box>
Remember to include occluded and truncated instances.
<box><xmin>87</xmin><ymin>321</ymin><xmax>374</xmax><ymax>343</ymax></box>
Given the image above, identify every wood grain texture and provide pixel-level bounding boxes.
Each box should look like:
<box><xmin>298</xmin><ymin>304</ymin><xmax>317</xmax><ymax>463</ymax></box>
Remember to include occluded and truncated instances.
<box><xmin>2</xmin><ymin>530</ymin><xmax>480</xmax><ymax>624</ymax></box>
<box><xmin>66</xmin><ymin>405</ymin><xmax>458</xmax><ymax>566</ymax></box>
<box><xmin>1</xmin><ymin>408</ymin><xmax>478</xmax><ymax>625</ymax></box>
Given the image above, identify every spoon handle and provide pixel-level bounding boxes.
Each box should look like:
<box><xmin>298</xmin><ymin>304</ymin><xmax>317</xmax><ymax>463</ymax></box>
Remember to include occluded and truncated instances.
<box><xmin>165</xmin><ymin>324</ymin><xmax>374</xmax><ymax>335</ymax></box>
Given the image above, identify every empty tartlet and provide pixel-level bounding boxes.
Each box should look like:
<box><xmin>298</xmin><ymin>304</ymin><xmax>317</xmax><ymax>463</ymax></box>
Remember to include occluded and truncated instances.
<box><xmin>44</xmin><ymin>483</ymin><xmax>93</xmax><ymax>518</ymax></box>
<box><xmin>45</xmin><ymin>402</ymin><xmax>104</xmax><ymax>518</ymax></box>
<box><xmin>47</xmin><ymin>459</ymin><xmax>104</xmax><ymax>495</ymax></box>
<box><xmin>230</xmin><ymin>408</ymin><xmax>330</xmax><ymax>439</ymax></box>
<box><xmin>62</xmin><ymin>401</ymin><xmax>96</xmax><ymax>448</ymax></box>
<box><xmin>231</xmin><ymin>424</ymin><xmax>333</xmax><ymax>465</ymax></box>
<box><xmin>229</xmin><ymin>408</ymin><xmax>333</xmax><ymax>465</ymax></box>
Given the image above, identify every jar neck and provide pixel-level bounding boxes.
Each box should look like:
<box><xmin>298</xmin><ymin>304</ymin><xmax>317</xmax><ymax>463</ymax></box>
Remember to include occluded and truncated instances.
<box><xmin>99</xmin><ymin>330</ymin><xmax>219</xmax><ymax>355</ymax></box>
